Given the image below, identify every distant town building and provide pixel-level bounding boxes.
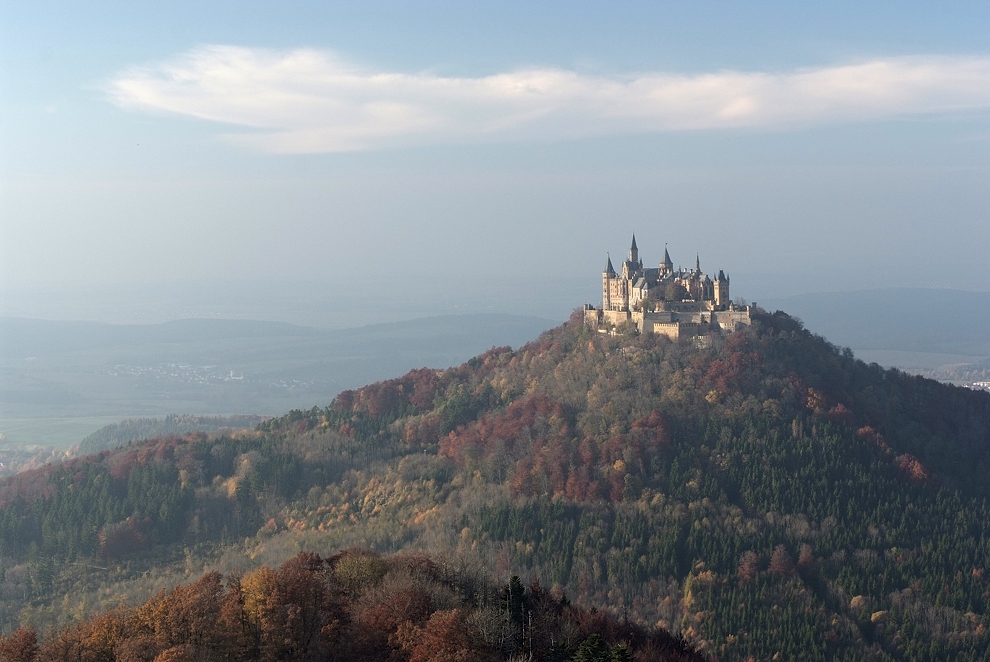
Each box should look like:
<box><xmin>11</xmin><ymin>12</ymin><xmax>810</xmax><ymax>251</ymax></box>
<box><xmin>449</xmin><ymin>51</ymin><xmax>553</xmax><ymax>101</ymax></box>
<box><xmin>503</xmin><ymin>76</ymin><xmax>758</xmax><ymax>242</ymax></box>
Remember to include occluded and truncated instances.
<box><xmin>584</xmin><ymin>235</ymin><xmax>752</xmax><ymax>339</ymax></box>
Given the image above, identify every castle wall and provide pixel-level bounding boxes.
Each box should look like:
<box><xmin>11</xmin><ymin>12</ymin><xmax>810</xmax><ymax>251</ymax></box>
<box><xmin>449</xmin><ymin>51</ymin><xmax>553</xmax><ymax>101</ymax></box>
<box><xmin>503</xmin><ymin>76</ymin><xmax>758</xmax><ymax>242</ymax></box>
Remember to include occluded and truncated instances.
<box><xmin>646</xmin><ymin>322</ymin><xmax>682</xmax><ymax>340</ymax></box>
<box><xmin>584</xmin><ymin>303</ymin><xmax>750</xmax><ymax>339</ymax></box>
<box><xmin>583</xmin><ymin>307</ymin><xmax>602</xmax><ymax>330</ymax></box>
<box><xmin>602</xmin><ymin>309</ymin><xmax>633</xmax><ymax>327</ymax></box>
<box><xmin>712</xmin><ymin>309</ymin><xmax>752</xmax><ymax>332</ymax></box>
<box><xmin>664</xmin><ymin>300</ymin><xmax>714</xmax><ymax>313</ymax></box>
<box><xmin>642</xmin><ymin>311</ymin><xmax>675</xmax><ymax>324</ymax></box>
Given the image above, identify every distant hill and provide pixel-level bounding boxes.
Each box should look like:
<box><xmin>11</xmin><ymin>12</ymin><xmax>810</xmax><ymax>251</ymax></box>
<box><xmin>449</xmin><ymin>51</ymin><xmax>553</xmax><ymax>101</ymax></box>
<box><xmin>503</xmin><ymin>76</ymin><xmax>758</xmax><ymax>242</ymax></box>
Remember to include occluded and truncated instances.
<box><xmin>77</xmin><ymin>414</ymin><xmax>266</xmax><ymax>455</ymax></box>
<box><xmin>763</xmin><ymin>287</ymin><xmax>990</xmax><ymax>358</ymax></box>
<box><xmin>2</xmin><ymin>312</ymin><xmax>990</xmax><ymax>660</ymax></box>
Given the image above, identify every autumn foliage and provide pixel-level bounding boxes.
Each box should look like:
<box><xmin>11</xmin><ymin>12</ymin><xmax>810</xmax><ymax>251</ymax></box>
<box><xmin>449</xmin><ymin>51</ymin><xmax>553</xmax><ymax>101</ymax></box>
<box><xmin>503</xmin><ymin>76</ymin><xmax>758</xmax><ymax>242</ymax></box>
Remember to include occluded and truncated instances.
<box><xmin>438</xmin><ymin>393</ymin><xmax>670</xmax><ymax>502</ymax></box>
<box><xmin>0</xmin><ymin>549</ymin><xmax>702</xmax><ymax>662</ymax></box>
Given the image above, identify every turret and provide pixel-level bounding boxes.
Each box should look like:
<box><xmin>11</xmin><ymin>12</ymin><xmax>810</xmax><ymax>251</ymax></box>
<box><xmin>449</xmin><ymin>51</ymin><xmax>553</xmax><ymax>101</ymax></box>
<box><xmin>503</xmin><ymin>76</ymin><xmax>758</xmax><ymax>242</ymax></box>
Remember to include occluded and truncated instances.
<box><xmin>603</xmin><ymin>254</ymin><xmax>615</xmax><ymax>311</ymax></box>
<box><xmin>660</xmin><ymin>245</ymin><xmax>673</xmax><ymax>276</ymax></box>
<box><xmin>629</xmin><ymin>234</ymin><xmax>639</xmax><ymax>265</ymax></box>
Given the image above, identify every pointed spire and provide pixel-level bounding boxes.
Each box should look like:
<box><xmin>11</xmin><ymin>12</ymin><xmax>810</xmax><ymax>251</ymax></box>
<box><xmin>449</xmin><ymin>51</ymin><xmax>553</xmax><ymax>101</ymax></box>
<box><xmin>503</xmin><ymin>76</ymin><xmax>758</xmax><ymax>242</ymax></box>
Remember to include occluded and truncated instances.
<box><xmin>662</xmin><ymin>245</ymin><xmax>673</xmax><ymax>267</ymax></box>
<box><xmin>604</xmin><ymin>254</ymin><xmax>616</xmax><ymax>276</ymax></box>
<box><xmin>630</xmin><ymin>234</ymin><xmax>638</xmax><ymax>251</ymax></box>
<box><xmin>696</xmin><ymin>254</ymin><xmax>700</xmax><ymax>272</ymax></box>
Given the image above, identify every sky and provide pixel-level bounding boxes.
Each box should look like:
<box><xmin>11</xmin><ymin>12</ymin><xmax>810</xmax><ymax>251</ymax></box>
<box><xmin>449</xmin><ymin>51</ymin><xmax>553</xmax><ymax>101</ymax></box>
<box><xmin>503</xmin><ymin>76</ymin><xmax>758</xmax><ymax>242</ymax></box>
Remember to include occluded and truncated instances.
<box><xmin>2</xmin><ymin>1</ymin><xmax>990</xmax><ymax>325</ymax></box>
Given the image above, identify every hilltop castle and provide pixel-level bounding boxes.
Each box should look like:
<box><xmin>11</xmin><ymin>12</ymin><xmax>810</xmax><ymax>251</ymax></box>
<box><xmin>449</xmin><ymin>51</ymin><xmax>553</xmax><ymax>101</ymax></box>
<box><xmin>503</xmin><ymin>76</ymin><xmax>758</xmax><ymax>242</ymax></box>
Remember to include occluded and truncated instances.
<box><xmin>584</xmin><ymin>235</ymin><xmax>752</xmax><ymax>339</ymax></box>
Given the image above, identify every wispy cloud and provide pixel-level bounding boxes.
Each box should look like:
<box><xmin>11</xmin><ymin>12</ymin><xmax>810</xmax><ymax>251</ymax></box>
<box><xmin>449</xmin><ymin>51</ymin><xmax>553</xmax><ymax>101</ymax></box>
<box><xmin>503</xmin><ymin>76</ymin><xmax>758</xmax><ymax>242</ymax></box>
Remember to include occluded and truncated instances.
<box><xmin>107</xmin><ymin>47</ymin><xmax>990</xmax><ymax>153</ymax></box>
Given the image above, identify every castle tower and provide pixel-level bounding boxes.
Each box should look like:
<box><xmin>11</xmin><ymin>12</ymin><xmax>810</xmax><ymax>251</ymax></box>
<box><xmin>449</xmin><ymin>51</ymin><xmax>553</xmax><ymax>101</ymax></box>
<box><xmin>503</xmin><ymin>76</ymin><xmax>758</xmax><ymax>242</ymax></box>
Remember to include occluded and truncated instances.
<box><xmin>714</xmin><ymin>270</ymin><xmax>730</xmax><ymax>306</ymax></box>
<box><xmin>695</xmin><ymin>254</ymin><xmax>700</xmax><ymax>273</ymax></box>
<box><xmin>660</xmin><ymin>245</ymin><xmax>673</xmax><ymax>277</ymax></box>
<box><xmin>702</xmin><ymin>273</ymin><xmax>714</xmax><ymax>301</ymax></box>
<box><xmin>622</xmin><ymin>234</ymin><xmax>642</xmax><ymax>279</ymax></box>
<box><xmin>603</xmin><ymin>255</ymin><xmax>616</xmax><ymax>310</ymax></box>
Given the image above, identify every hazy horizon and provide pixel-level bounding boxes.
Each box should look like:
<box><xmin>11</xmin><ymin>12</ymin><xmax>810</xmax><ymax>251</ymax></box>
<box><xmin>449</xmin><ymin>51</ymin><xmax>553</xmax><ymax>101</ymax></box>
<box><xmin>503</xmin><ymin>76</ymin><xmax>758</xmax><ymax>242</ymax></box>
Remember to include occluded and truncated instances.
<box><xmin>4</xmin><ymin>279</ymin><xmax>990</xmax><ymax>330</ymax></box>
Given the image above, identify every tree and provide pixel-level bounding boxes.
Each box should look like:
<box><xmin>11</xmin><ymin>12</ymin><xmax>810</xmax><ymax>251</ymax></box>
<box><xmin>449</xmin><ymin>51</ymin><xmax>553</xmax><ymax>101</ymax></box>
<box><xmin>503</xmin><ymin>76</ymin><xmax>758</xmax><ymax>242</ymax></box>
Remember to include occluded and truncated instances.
<box><xmin>738</xmin><ymin>551</ymin><xmax>759</xmax><ymax>583</ymax></box>
<box><xmin>573</xmin><ymin>633</ymin><xmax>609</xmax><ymax>662</ymax></box>
<box><xmin>0</xmin><ymin>628</ymin><xmax>38</xmax><ymax>662</ymax></box>
<box><xmin>768</xmin><ymin>545</ymin><xmax>795</xmax><ymax>576</ymax></box>
<box><xmin>507</xmin><ymin>575</ymin><xmax>527</xmax><ymax>625</ymax></box>
<box><xmin>610</xmin><ymin>643</ymin><xmax>632</xmax><ymax>662</ymax></box>
<box><xmin>150</xmin><ymin>645</ymin><xmax>199</xmax><ymax>662</ymax></box>
<box><xmin>132</xmin><ymin>571</ymin><xmax>224</xmax><ymax>653</ymax></box>
<box><xmin>394</xmin><ymin>609</ymin><xmax>491</xmax><ymax>662</ymax></box>
<box><xmin>796</xmin><ymin>544</ymin><xmax>816</xmax><ymax>575</ymax></box>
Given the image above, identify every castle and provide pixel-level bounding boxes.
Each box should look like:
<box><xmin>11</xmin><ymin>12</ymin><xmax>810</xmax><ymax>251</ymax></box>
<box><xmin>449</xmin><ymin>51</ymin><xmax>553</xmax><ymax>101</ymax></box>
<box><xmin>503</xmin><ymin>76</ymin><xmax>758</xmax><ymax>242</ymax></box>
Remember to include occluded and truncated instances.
<box><xmin>584</xmin><ymin>235</ymin><xmax>752</xmax><ymax>339</ymax></box>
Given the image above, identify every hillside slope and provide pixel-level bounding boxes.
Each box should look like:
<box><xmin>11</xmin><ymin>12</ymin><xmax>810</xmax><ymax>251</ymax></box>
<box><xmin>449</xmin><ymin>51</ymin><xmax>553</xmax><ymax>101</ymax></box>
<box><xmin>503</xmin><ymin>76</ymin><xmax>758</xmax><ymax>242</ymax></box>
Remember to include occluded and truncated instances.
<box><xmin>1</xmin><ymin>311</ymin><xmax>989</xmax><ymax>661</ymax></box>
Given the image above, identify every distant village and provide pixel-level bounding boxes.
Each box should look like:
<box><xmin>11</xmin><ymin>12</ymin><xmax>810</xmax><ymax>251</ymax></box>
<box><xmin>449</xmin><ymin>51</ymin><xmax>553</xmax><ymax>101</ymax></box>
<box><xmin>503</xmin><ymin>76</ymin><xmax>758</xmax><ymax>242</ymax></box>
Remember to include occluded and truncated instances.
<box><xmin>584</xmin><ymin>235</ymin><xmax>753</xmax><ymax>339</ymax></box>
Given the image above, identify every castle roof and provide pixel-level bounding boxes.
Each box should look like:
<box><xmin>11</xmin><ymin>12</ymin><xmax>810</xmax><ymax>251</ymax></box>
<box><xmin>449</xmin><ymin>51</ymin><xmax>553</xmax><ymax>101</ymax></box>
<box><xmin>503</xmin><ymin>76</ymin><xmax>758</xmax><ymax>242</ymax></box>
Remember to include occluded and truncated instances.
<box><xmin>605</xmin><ymin>255</ymin><xmax>616</xmax><ymax>276</ymax></box>
<box><xmin>662</xmin><ymin>247</ymin><xmax>673</xmax><ymax>267</ymax></box>
<box><xmin>630</xmin><ymin>234</ymin><xmax>638</xmax><ymax>251</ymax></box>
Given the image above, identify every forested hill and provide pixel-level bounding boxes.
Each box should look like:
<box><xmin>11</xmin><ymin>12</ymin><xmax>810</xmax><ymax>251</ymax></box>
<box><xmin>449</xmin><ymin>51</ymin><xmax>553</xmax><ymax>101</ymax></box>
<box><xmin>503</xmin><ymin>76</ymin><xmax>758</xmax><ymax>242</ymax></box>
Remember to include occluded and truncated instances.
<box><xmin>2</xmin><ymin>311</ymin><xmax>990</xmax><ymax>661</ymax></box>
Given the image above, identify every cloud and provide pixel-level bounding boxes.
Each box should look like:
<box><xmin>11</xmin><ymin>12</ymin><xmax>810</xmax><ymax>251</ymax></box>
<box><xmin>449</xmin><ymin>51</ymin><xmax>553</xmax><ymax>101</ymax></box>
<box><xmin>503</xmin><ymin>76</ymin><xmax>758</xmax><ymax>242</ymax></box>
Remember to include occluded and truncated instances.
<box><xmin>107</xmin><ymin>47</ymin><xmax>990</xmax><ymax>153</ymax></box>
